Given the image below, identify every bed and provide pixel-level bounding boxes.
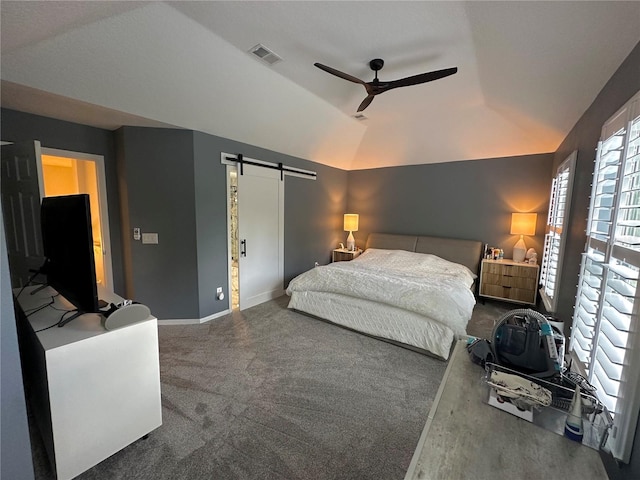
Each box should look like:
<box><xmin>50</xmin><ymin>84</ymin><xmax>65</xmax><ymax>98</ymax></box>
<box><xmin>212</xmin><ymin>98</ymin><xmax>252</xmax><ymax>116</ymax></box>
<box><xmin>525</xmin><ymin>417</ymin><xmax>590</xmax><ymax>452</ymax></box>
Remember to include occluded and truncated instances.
<box><xmin>286</xmin><ymin>233</ymin><xmax>483</xmax><ymax>360</ymax></box>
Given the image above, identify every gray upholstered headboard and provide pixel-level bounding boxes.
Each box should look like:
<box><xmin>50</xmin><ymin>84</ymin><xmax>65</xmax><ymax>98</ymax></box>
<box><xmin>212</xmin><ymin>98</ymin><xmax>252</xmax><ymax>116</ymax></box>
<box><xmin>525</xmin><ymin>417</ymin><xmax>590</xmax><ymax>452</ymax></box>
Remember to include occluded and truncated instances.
<box><xmin>365</xmin><ymin>233</ymin><xmax>483</xmax><ymax>275</ymax></box>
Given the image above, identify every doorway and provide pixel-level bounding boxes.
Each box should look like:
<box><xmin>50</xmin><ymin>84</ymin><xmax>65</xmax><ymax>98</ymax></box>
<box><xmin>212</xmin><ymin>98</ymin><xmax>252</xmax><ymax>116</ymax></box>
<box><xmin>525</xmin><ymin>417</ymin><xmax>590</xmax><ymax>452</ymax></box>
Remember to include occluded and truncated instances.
<box><xmin>40</xmin><ymin>148</ymin><xmax>113</xmax><ymax>289</ymax></box>
<box><xmin>228</xmin><ymin>168</ymin><xmax>239</xmax><ymax>309</ymax></box>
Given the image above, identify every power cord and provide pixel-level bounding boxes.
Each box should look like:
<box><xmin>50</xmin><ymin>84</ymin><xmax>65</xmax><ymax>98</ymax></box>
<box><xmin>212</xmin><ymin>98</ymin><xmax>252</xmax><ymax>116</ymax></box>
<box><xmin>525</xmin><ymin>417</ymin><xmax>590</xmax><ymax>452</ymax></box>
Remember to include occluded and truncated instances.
<box><xmin>25</xmin><ymin>296</ymin><xmax>57</xmax><ymax>317</ymax></box>
<box><xmin>34</xmin><ymin>321</ymin><xmax>62</xmax><ymax>333</ymax></box>
<box><xmin>35</xmin><ymin>309</ymin><xmax>79</xmax><ymax>332</ymax></box>
<box><xmin>16</xmin><ymin>262</ymin><xmax>48</xmax><ymax>298</ymax></box>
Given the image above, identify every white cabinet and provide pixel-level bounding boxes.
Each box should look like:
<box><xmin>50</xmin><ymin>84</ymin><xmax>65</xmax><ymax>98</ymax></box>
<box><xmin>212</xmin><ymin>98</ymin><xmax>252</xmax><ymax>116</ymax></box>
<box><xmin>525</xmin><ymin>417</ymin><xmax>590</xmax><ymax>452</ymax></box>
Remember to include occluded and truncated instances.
<box><xmin>16</xmin><ymin>286</ymin><xmax>162</xmax><ymax>480</ymax></box>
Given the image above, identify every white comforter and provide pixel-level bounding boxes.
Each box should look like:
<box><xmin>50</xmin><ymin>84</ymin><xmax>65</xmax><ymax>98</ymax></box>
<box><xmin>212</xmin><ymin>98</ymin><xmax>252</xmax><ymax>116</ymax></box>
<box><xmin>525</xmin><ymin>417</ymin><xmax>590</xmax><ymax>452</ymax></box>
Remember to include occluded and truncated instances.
<box><xmin>286</xmin><ymin>248</ymin><xmax>476</xmax><ymax>336</ymax></box>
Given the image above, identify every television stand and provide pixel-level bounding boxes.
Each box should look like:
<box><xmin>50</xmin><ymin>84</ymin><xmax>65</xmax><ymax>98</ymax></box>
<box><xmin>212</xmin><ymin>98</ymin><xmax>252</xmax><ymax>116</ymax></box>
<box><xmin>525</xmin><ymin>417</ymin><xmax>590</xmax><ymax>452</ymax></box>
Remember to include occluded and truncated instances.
<box><xmin>15</xmin><ymin>285</ymin><xmax>162</xmax><ymax>480</ymax></box>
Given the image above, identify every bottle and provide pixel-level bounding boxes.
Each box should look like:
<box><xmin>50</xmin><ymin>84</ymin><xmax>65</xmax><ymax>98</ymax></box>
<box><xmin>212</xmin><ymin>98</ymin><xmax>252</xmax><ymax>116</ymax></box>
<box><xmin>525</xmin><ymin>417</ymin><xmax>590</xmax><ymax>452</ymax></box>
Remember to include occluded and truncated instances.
<box><xmin>564</xmin><ymin>385</ymin><xmax>584</xmax><ymax>442</ymax></box>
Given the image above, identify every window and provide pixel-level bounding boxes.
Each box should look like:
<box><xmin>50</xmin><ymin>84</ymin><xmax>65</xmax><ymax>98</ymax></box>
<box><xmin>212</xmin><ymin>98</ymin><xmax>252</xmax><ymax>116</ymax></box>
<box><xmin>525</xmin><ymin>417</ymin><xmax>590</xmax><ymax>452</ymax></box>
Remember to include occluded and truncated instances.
<box><xmin>540</xmin><ymin>151</ymin><xmax>576</xmax><ymax>312</ymax></box>
<box><xmin>570</xmin><ymin>90</ymin><xmax>640</xmax><ymax>463</ymax></box>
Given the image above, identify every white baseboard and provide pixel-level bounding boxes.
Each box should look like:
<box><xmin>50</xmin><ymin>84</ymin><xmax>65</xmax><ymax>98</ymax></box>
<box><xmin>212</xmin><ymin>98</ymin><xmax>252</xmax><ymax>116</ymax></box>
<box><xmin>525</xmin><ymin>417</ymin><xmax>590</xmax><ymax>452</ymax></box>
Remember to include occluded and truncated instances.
<box><xmin>157</xmin><ymin>308</ymin><xmax>231</xmax><ymax>326</ymax></box>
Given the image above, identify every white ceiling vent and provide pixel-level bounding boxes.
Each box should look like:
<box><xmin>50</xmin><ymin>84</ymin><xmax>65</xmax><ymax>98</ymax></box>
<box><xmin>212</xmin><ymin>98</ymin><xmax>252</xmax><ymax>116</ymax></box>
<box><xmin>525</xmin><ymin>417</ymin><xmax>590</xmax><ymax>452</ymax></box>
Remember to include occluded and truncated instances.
<box><xmin>248</xmin><ymin>44</ymin><xmax>282</xmax><ymax>65</ymax></box>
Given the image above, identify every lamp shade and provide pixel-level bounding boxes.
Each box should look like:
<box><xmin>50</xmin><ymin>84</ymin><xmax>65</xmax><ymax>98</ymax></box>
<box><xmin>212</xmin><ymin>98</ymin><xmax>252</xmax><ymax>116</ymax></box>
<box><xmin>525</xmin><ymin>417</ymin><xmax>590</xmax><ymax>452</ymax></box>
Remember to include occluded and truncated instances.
<box><xmin>344</xmin><ymin>214</ymin><xmax>359</xmax><ymax>232</ymax></box>
<box><xmin>510</xmin><ymin>213</ymin><xmax>537</xmax><ymax>236</ymax></box>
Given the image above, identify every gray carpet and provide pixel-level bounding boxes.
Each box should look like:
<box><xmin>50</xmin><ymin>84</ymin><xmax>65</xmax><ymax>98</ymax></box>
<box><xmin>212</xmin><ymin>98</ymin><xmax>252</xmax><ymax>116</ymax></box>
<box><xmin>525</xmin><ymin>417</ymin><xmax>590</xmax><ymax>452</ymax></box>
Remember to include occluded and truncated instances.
<box><xmin>30</xmin><ymin>296</ymin><xmax>509</xmax><ymax>480</ymax></box>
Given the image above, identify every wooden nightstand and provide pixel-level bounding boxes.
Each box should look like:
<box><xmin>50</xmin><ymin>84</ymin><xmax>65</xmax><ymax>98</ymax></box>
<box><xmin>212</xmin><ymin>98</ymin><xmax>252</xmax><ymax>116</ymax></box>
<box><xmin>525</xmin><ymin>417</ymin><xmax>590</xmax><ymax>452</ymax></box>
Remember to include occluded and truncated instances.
<box><xmin>332</xmin><ymin>248</ymin><xmax>362</xmax><ymax>262</ymax></box>
<box><xmin>479</xmin><ymin>259</ymin><xmax>539</xmax><ymax>305</ymax></box>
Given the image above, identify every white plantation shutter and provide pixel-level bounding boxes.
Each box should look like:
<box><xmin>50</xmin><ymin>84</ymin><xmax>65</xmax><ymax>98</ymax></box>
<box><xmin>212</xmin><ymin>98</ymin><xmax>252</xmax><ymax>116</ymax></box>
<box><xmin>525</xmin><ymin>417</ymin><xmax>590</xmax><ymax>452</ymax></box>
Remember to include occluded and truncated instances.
<box><xmin>540</xmin><ymin>152</ymin><xmax>575</xmax><ymax>312</ymax></box>
<box><xmin>571</xmin><ymin>90</ymin><xmax>640</xmax><ymax>462</ymax></box>
<box><xmin>572</xmin><ymin>248</ymin><xmax>606</xmax><ymax>367</ymax></box>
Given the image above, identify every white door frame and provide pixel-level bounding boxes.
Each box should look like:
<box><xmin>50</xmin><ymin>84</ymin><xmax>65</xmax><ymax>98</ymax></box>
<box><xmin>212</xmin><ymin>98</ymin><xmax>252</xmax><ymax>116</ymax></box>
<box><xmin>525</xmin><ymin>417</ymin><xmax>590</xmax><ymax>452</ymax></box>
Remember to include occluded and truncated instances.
<box><xmin>41</xmin><ymin>147</ymin><xmax>114</xmax><ymax>290</ymax></box>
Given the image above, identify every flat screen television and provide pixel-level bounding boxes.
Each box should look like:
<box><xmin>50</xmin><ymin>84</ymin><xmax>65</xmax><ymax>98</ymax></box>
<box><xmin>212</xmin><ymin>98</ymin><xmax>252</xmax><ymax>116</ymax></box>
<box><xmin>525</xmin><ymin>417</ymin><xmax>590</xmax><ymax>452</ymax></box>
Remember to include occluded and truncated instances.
<box><xmin>40</xmin><ymin>194</ymin><xmax>100</xmax><ymax>326</ymax></box>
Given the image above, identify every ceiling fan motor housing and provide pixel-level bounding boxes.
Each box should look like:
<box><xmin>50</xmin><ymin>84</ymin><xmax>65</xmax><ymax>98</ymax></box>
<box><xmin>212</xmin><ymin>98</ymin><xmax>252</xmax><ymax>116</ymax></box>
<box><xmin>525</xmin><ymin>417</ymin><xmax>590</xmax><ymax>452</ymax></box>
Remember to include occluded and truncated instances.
<box><xmin>369</xmin><ymin>58</ymin><xmax>384</xmax><ymax>71</ymax></box>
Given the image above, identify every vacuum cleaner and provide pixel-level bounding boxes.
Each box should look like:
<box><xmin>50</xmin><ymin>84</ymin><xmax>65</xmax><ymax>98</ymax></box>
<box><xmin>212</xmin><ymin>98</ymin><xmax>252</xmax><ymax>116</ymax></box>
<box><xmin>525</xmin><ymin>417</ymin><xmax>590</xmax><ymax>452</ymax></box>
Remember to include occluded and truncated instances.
<box><xmin>468</xmin><ymin>308</ymin><xmax>563</xmax><ymax>377</ymax></box>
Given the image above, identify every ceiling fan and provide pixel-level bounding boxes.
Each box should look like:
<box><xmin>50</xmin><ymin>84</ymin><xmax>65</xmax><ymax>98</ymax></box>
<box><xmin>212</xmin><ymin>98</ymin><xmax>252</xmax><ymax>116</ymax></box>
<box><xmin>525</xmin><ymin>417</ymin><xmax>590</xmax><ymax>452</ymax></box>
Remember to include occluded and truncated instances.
<box><xmin>314</xmin><ymin>58</ymin><xmax>458</xmax><ymax>112</ymax></box>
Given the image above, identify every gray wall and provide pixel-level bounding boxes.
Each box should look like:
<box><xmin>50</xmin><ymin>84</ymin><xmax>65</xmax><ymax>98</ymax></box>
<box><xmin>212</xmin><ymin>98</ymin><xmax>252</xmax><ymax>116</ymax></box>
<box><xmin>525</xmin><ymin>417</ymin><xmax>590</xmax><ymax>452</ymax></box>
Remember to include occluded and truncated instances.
<box><xmin>192</xmin><ymin>132</ymin><xmax>230</xmax><ymax>317</ymax></box>
<box><xmin>284</xmin><ymin>164</ymin><xmax>348</xmax><ymax>275</ymax></box>
<box><xmin>116</xmin><ymin>127</ymin><xmax>201</xmax><ymax>318</ymax></box>
<box><xmin>0</xmin><ymin>209</ymin><xmax>34</xmax><ymax>480</ymax></box>
<box><xmin>347</xmin><ymin>153</ymin><xmax>553</xmax><ymax>265</ymax></box>
<box><xmin>0</xmin><ymin>108</ymin><xmax>125</xmax><ymax>294</ymax></box>
<box><xmin>549</xmin><ymin>40</ymin><xmax>640</xmax><ymax>479</ymax></box>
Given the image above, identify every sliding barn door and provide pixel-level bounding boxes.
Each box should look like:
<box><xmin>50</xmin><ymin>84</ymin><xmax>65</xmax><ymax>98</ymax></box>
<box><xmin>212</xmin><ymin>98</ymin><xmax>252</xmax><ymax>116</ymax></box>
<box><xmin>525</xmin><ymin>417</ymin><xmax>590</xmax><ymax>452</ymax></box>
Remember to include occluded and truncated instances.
<box><xmin>237</xmin><ymin>164</ymin><xmax>284</xmax><ymax>310</ymax></box>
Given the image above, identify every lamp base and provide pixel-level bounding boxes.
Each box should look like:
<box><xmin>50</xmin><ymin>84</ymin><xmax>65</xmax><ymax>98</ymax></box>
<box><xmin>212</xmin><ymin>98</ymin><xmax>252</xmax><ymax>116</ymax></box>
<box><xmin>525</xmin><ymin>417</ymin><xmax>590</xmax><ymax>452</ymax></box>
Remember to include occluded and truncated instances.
<box><xmin>513</xmin><ymin>235</ymin><xmax>527</xmax><ymax>263</ymax></box>
<box><xmin>346</xmin><ymin>231</ymin><xmax>355</xmax><ymax>251</ymax></box>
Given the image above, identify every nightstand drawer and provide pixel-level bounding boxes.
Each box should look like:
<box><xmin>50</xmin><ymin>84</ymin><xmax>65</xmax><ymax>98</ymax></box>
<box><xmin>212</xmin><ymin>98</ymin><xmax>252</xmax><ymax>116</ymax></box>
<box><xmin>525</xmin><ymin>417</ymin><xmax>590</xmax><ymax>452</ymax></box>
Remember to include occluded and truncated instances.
<box><xmin>482</xmin><ymin>273</ymin><xmax>537</xmax><ymax>290</ymax></box>
<box><xmin>480</xmin><ymin>284</ymin><xmax>536</xmax><ymax>304</ymax></box>
<box><xmin>482</xmin><ymin>263</ymin><xmax>538</xmax><ymax>279</ymax></box>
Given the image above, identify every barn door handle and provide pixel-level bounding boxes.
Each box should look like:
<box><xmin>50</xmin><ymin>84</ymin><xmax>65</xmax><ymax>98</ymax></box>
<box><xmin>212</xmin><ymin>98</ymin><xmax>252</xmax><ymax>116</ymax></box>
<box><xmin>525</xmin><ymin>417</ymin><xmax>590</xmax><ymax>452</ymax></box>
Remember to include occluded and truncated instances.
<box><xmin>241</xmin><ymin>239</ymin><xmax>247</xmax><ymax>257</ymax></box>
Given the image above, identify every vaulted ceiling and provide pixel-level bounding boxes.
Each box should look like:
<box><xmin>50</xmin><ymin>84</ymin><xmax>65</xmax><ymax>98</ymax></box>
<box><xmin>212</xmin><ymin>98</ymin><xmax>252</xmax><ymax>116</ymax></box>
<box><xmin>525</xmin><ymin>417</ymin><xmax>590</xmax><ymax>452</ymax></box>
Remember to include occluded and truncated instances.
<box><xmin>1</xmin><ymin>1</ymin><xmax>639</xmax><ymax>170</ymax></box>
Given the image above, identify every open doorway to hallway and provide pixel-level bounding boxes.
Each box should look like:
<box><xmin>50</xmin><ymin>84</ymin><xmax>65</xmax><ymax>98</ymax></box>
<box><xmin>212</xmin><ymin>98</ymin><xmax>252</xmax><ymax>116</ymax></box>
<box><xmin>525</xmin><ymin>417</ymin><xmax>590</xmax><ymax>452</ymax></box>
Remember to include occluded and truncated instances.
<box><xmin>40</xmin><ymin>150</ymin><xmax>112</xmax><ymax>289</ymax></box>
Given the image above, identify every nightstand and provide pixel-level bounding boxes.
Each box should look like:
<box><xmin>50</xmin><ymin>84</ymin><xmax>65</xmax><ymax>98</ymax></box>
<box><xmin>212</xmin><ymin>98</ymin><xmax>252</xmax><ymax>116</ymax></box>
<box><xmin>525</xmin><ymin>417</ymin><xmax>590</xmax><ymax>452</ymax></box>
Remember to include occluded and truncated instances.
<box><xmin>479</xmin><ymin>259</ymin><xmax>539</xmax><ymax>305</ymax></box>
<box><xmin>332</xmin><ymin>248</ymin><xmax>362</xmax><ymax>262</ymax></box>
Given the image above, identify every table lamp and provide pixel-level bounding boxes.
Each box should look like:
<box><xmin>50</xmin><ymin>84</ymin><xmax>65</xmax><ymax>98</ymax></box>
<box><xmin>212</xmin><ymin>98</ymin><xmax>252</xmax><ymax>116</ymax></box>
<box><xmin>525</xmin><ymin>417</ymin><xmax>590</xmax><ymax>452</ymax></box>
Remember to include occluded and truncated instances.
<box><xmin>344</xmin><ymin>214</ymin><xmax>359</xmax><ymax>251</ymax></box>
<box><xmin>511</xmin><ymin>213</ymin><xmax>537</xmax><ymax>262</ymax></box>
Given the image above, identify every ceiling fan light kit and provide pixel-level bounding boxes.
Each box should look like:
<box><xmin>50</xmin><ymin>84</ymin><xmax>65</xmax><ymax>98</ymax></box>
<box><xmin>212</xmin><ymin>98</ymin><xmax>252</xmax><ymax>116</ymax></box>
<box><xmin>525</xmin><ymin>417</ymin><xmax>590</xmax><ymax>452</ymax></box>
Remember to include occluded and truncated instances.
<box><xmin>314</xmin><ymin>58</ymin><xmax>458</xmax><ymax>112</ymax></box>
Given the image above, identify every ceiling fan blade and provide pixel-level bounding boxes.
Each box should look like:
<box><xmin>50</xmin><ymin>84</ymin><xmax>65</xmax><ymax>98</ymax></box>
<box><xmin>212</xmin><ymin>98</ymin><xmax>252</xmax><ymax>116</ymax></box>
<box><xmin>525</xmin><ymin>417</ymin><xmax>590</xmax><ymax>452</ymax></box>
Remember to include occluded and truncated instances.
<box><xmin>384</xmin><ymin>67</ymin><xmax>458</xmax><ymax>91</ymax></box>
<box><xmin>314</xmin><ymin>63</ymin><xmax>365</xmax><ymax>85</ymax></box>
<box><xmin>357</xmin><ymin>95</ymin><xmax>375</xmax><ymax>112</ymax></box>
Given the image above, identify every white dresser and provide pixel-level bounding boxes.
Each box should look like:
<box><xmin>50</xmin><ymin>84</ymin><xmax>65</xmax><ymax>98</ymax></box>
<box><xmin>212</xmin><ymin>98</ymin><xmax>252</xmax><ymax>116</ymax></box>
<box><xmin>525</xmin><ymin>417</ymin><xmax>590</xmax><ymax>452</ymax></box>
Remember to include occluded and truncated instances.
<box><xmin>15</xmin><ymin>285</ymin><xmax>162</xmax><ymax>480</ymax></box>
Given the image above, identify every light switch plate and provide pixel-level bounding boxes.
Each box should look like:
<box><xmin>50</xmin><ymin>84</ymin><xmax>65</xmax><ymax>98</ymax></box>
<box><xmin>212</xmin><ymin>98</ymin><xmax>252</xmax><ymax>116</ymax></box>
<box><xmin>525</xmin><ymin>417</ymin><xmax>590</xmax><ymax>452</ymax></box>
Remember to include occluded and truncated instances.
<box><xmin>141</xmin><ymin>233</ymin><xmax>159</xmax><ymax>244</ymax></box>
